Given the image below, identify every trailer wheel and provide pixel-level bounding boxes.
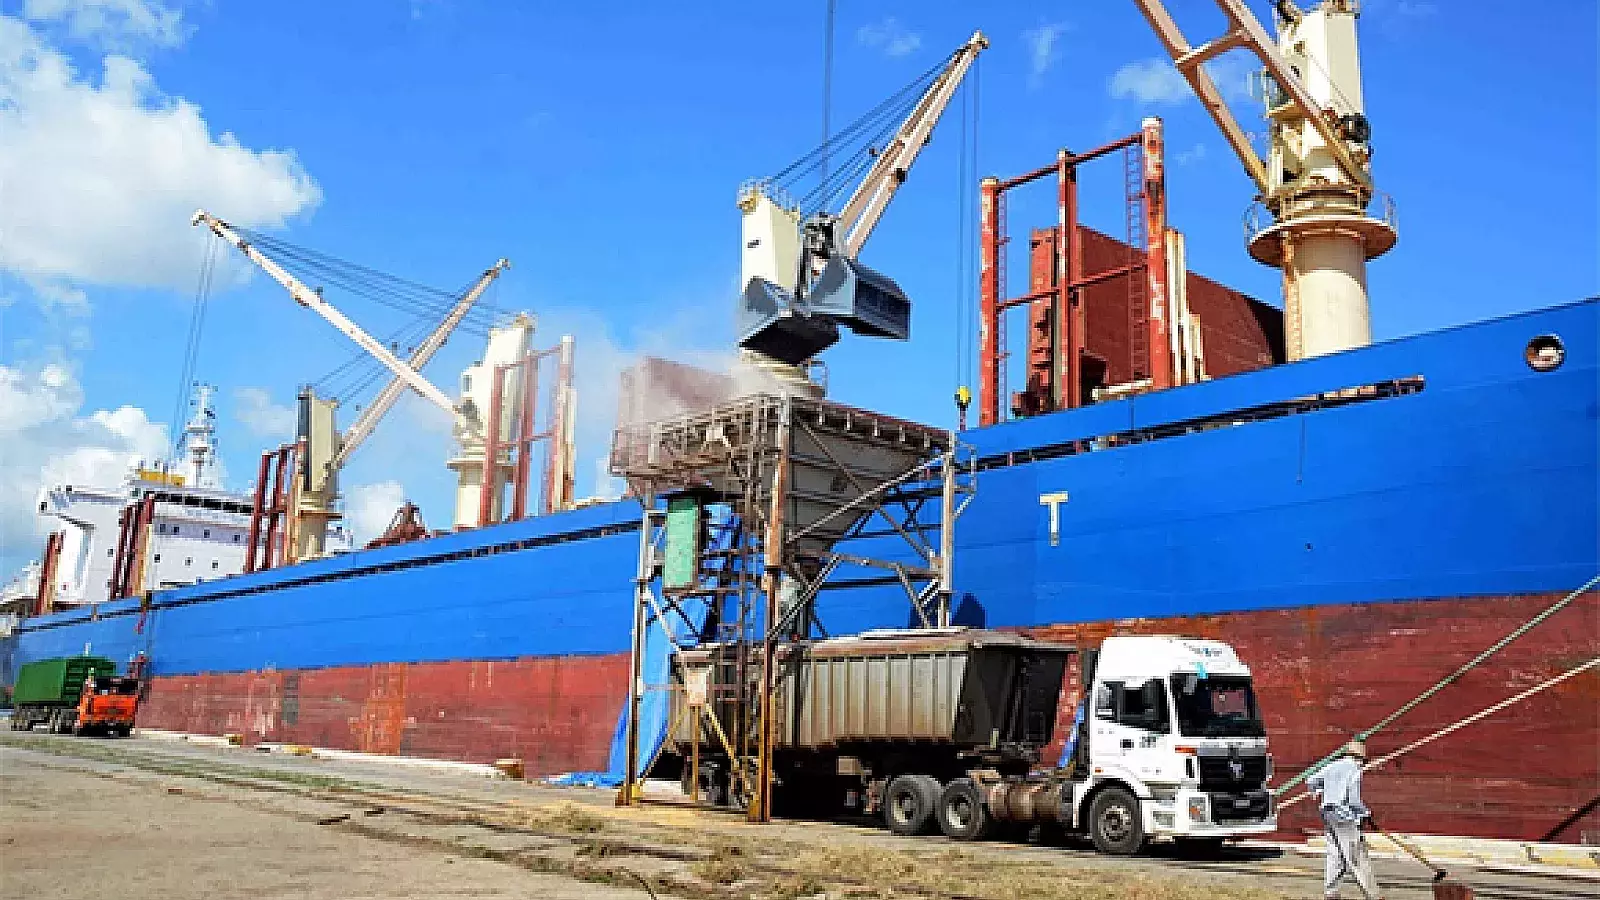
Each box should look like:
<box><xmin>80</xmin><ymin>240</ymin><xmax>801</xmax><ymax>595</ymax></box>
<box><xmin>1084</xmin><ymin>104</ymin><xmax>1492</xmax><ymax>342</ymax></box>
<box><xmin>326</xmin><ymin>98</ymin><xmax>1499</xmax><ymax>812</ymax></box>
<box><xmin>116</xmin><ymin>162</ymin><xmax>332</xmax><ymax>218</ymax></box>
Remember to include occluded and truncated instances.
<box><xmin>884</xmin><ymin>774</ymin><xmax>940</xmax><ymax>836</ymax></box>
<box><xmin>1088</xmin><ymin>786</ymin><xmax>1144</xmax><ymax>855</ymax></box>
<box><xmin>936</xmin><ymin>778</ymin><xmax>992</xmax><ymax>841</ymax></box>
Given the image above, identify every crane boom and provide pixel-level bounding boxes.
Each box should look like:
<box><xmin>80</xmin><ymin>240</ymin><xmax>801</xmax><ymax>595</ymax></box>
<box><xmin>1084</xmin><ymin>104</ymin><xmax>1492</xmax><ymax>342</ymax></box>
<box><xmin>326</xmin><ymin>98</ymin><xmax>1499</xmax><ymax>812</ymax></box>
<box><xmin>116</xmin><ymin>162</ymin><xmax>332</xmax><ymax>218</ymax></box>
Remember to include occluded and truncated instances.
<box><xmin>191</xmin><ymin>210</ymin><xmax>458</xmax><ymax>415</ymax></box>
<box><xmin>1129</xmin><ymin>0</ymin><xmax>1371</xmax><ymax>196</ymax></box>
<box><xmin>330</xmin><ymin>258</ymin><xmax>510</xmax><ymax>469</ymax></box>
<box><xmin>1126</xmin><ymin>0</ymin><xmax>1395</xmax><ymax>362</ymax></box>
<box><xmin>835</xmin><ymin>30</ymin><xmax>988</xmax><ymax>257</ymax></box>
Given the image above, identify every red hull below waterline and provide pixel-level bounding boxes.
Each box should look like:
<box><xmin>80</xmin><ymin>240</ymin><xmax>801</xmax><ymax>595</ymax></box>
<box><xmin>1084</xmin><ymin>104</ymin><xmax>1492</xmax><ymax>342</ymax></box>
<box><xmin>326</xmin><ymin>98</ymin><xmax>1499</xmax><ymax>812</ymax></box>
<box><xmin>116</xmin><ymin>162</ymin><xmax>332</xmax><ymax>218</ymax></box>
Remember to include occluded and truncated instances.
<box><xmin>138</xmin><ymin>591</ymin><xmax>1598</xmax><ymax>843</ymax></box>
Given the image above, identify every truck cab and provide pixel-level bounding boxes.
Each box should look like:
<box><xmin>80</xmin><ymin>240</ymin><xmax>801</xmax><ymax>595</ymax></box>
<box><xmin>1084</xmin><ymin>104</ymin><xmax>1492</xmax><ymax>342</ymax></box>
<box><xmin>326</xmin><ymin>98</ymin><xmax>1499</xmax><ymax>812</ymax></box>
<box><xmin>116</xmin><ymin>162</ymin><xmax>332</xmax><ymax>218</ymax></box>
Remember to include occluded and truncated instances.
<box><xmin>74</xmin><ymin>675</ymin><xmax>141</xmax><ymax>737</ymax></box>
<box><xmin>1070</xmin><ymin>635</ymin><xmax>1275</xmax><ymax>853</ymax></box>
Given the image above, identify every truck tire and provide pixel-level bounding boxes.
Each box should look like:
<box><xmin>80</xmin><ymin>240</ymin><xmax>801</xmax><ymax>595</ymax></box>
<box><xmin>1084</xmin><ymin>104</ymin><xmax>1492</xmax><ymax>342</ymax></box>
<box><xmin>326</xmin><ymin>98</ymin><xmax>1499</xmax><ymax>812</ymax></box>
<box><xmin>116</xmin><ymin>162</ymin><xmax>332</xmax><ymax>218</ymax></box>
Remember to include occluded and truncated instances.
<box><xmin>1088</xmin><ymin>786</ymin><xmax>1144</xmax><ymax>856</ymax></box>
<box><xmin>883</xmin><ymin>774</ymin><xmax>940</xmax><ymax>836</ymax></box>
<box><xmin>936</xmin><ymin>778</ymin><xmax>992</xmax><ymax>841</ymax></box>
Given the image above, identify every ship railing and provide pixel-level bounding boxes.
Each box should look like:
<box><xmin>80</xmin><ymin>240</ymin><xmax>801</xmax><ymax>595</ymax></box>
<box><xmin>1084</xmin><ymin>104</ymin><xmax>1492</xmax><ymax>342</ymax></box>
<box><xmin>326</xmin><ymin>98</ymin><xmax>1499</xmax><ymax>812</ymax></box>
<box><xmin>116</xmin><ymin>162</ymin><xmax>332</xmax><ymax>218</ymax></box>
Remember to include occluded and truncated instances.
<box><xmin>1242</xmin><ymin>190</ymin><xmax>1399</xmax><ymax>245</ymax></box>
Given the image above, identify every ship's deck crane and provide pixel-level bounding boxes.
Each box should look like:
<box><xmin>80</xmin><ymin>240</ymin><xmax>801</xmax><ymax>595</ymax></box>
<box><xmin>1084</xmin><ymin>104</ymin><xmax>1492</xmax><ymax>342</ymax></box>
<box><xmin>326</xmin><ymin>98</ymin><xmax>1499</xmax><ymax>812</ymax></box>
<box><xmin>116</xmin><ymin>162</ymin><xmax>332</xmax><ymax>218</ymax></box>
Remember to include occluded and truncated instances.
<box><xmin>192</xmin><ymin>210</ymin><xmax>537</xmax><ymax>552</ymax></box>
<box><xmin>737</xmin><ymin>31</ymin><xmax>988</xmax><ymax>379</ymax></box>
<box><xmin>1129</xmin><ymin>0</ymin><xmax>1396</xmax><ymax>360</ymax></box>
<box><xmin>331</xmin><ymin>257</ymin><xmax>510</xmax><ymax>471</ymax></box>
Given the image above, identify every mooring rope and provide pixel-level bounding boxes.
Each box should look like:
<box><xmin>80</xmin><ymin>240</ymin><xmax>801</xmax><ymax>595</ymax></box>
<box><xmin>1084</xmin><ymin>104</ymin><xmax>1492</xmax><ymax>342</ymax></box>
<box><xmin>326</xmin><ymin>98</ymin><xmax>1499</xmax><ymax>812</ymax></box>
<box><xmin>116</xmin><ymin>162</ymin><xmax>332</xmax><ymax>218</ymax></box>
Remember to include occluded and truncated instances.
<box><xmin>1276</xmin><ymin>573</ymin><xmax>1600</xmax><ymax>795</ymax></box>
<box><xmin>1277</xmin><ymin>655</ymin><xmax>1600</xmax><ymax>812</ymax></box>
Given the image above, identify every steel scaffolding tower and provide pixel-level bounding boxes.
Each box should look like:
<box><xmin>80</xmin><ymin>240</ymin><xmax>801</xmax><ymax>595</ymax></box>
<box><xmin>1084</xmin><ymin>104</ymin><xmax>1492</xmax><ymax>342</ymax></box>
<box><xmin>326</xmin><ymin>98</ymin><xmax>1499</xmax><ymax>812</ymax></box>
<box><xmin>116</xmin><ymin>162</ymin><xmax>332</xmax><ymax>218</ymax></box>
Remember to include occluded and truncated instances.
<box><xmin>609</xmin><ymin>393</ymin><xmax>974</xmax><ymax>821</ymax></box>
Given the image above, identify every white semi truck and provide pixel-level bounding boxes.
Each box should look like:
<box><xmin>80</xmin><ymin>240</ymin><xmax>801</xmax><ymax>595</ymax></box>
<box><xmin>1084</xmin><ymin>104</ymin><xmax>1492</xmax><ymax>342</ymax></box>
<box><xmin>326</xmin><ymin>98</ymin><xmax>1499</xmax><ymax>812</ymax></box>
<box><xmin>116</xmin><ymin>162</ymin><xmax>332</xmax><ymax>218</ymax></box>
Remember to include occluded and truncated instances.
<box><xmin>671</xmin><ymin>630</ymin><xmax>1275</xmax><ymax>855</ymax></box>
<box><xmin>994</xmin><ymin>634</ymin><xmax>1278</xmax><ymax>854</ymax></box>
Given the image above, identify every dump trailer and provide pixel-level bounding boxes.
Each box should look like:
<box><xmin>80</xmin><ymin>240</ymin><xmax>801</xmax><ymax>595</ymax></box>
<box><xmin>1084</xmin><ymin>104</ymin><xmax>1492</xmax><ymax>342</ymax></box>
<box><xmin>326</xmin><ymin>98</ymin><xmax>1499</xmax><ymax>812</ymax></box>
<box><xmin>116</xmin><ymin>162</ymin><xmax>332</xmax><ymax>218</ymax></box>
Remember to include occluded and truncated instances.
<box><xmin>9</xmin><ymin>656</ymin><xmax>139</xmax><ymax>736</ymax></box>
<box><xmin>670</xmin><ymin>629</ymin><xmax>1276</xmax><ymax>855</ymax></box>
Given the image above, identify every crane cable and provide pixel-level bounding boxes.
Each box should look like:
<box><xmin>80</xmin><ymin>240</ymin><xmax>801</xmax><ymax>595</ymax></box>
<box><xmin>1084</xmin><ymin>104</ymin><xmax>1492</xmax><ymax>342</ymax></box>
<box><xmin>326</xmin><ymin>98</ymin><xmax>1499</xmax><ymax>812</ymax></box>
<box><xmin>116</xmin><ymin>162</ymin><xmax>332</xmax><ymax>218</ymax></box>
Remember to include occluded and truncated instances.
<box><xmin>819</xmin><ymin>0</ymin><xmax>835</xmax><ymax>193</ymax></box>
<box><xmin>223</xmin><ymin>226</ymin><xmax>509</xmax><ymax>406</ymax></box>
<box><xmin>949</xmin><ymin>56</ymin><xmax>981</xmax><ymax>405</ymax></box>
<box><xmin>167</xmin><ymin>233</ymin><xmax>219</xmax><ymax>467</ymax></box>
<box><xmin>230</xmin><ymin>226</ymin><xmax>510</xmax><ymax>334</ymax></box>
<box><xmin>767</xmin><ymin>54</ymin><xmax>946</xmax><ymax>185</ymax></box>
<box><xmin>1275</xmin><ymin>573</ymin><xmax>1600</xmax><ymax>796</ymax></box>
<box><xmin>766</xmin><ymin>50</ymin><xmax>958</xmax><ymax>211</ymax></box>
<box><xmin>311</xmin><ymin>269</ymin><xmax>493</xmax><ymax>406</ymax></box>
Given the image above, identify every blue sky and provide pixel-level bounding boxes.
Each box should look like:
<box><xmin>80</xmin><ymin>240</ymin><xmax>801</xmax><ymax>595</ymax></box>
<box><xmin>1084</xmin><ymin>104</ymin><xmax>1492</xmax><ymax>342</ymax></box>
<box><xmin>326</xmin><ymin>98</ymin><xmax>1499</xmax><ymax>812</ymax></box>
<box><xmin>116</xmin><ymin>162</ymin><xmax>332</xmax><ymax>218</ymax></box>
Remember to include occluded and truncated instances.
<box><xmin>2</xmin><ymin>0</ymin><xmax>1595</xmax><ymax>574</ymax></box>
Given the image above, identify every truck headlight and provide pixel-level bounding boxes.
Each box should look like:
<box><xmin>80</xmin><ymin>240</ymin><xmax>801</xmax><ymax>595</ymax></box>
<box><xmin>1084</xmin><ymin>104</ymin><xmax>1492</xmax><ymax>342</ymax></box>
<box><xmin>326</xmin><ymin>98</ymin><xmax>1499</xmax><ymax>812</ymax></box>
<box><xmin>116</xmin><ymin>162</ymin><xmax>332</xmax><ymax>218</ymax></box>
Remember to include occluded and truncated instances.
<box><xmin>1187</xmin><ymin>796</ymin><xmax>1209</xmax><ymax>823</ymax></box>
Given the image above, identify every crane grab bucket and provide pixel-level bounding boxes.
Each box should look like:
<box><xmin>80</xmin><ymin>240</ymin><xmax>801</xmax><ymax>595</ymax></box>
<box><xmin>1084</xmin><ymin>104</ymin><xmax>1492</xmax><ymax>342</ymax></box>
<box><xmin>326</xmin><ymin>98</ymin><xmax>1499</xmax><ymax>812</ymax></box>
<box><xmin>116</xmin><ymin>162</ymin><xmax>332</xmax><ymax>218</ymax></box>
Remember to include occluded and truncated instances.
<box><xmin>737</xmin><ymin>278</ymin><xmax>841</xmax><ymax>366</ymax></box>
<box><xmin>806</xmin><ymin>256</ymin><xmax>910</xmax><ymax>340</ymax></box>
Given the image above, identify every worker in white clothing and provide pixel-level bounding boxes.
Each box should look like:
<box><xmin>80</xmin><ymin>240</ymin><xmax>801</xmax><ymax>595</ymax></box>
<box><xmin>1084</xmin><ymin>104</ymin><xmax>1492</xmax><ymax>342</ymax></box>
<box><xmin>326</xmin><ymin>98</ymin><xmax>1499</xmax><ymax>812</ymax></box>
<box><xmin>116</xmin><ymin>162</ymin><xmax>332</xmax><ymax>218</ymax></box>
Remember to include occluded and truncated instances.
<box><xmin>1309</xmin><ymin>740</ymin><xmax>1384</xmax><ymax>900</ymax></box>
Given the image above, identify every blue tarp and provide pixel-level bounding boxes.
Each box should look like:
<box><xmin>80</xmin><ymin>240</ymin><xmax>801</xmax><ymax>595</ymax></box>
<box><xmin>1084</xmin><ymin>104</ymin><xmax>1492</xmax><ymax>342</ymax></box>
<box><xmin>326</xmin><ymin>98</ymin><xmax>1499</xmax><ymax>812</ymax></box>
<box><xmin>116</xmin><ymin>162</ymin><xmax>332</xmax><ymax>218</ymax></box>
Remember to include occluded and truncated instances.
<box><xmin>1057</xmin><ymin>700</ymin><xmax>1085</xmax><ymax>768</ymax></box>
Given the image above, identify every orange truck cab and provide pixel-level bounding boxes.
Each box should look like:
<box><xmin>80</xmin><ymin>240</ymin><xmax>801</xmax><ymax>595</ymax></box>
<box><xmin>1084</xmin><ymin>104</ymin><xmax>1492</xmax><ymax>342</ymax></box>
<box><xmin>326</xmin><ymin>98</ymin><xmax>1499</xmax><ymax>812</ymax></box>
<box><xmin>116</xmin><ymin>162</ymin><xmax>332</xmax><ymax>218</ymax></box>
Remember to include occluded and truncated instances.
<box><xmin>75</xmin><ymin>675</ymin><xmax>141</xmax><ymax>736</ymax></box>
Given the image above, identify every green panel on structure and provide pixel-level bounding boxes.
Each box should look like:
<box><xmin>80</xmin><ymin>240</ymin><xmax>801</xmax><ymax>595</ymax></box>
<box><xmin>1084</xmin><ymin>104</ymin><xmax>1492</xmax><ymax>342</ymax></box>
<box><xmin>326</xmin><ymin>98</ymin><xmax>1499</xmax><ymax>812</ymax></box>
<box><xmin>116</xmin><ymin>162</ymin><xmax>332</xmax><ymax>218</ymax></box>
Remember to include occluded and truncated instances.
<box><xmin>12</xmin><ymin>656</ymin><xmax>116</xmax><ymax>706</ymax></box>
<box><xmin>664</xmin><ymin>496</ymin><xmax>703</xmax><ymax>590</ymax></box>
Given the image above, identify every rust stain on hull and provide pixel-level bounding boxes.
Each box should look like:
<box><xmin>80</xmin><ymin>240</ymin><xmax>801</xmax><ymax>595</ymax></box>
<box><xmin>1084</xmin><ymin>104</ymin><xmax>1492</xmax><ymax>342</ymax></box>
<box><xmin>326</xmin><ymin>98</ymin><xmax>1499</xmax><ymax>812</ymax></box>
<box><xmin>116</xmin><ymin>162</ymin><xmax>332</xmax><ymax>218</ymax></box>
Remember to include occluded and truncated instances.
<box><xmin>143</xmin><ymin>653</ymin><xmax>629</xmax><ymax>776</ymax></box>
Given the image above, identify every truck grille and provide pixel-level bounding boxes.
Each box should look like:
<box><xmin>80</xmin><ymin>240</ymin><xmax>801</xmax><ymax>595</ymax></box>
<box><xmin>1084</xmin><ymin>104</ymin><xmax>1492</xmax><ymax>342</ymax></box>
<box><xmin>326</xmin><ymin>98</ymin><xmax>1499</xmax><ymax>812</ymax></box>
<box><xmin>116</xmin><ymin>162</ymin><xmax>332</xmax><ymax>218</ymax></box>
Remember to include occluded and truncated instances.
<box><xmin>1197</xmin><ymin>755</ymin><xmax>1267</xmax><ymax>791</ymax></box>
<box><xmin>1208</xmin><ymin>790</ymin><xmax>1271</xmax><ymax>823</ymax></box>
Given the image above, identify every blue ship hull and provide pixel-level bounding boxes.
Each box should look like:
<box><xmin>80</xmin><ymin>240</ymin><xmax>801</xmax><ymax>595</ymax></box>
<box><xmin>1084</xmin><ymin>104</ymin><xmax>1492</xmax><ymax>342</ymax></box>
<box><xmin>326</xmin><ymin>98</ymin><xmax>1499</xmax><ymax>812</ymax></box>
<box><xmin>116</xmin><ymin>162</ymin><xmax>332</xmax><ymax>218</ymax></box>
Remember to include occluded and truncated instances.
<box><xmin>5</xmin><ymin>299</ymin><xmax>1596</xmax><ymax>841</ymax></box>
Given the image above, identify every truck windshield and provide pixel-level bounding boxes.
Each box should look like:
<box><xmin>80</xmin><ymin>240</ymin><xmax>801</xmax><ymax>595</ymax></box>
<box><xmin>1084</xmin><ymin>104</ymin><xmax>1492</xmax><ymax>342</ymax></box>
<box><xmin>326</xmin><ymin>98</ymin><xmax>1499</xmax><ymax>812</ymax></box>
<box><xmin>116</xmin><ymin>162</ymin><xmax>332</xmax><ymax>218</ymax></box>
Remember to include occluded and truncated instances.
<box><xmin>1170</xmin><ymin>675</ymin><xmax>1264</xmax><ymax>738</ymax></box>
<box><xmin>93</xmin><ymin>677</ymin><xmax>140</xmax><ymax>696</ymax></box>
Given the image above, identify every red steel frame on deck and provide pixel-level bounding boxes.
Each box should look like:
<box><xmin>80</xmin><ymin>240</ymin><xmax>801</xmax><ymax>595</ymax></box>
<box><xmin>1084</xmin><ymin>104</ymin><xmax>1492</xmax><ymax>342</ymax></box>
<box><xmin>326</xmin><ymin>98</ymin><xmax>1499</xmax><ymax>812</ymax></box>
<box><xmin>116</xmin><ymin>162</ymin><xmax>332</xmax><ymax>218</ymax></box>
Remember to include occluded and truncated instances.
<box><xmin>108</xmin><ymin>494</ymin><xmax>156</xmax><ymax>599</ymax></box>
<box><xmin>978</xmin><ymin>120</ymin><xmax>1171</xmax><ymax>426</ymax></box>
<box><xmin>476</xmin><ymin>340</ymin><xmax>576</xmax><ymax>527</ymax></box>
<box><xmin>244</xmin><ymin>442</ymin><xmax>297</xmax><ymax>574</ymax></box>
<box><xmin>34</xmin><ymin>531</ymin><xmax>63</xmax><ymax>616</ymax></box>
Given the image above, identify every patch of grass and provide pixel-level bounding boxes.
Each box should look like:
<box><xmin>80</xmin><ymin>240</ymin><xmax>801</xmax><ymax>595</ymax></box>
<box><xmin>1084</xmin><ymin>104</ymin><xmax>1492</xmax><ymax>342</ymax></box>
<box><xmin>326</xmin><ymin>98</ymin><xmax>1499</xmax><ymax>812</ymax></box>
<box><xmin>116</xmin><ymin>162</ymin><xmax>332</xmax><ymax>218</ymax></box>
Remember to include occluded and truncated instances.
<box><xmin>760</xmin><ymin>873</ymin><xmax>829</xmax><ymax>899</ymax></box>
<box><xmin>691</xmin><ymin>856</ymin><xmax>746</xmax><ymax>885</ymax></box>
<box><xmin>519</xmin><ymin>802</ymin><xmax>607</xmax><ymax>834</ymax></box>
<box><xmin>576</xmin><ymin>838</ymin><xmax>622</xmax><ymax>859</ymax></box>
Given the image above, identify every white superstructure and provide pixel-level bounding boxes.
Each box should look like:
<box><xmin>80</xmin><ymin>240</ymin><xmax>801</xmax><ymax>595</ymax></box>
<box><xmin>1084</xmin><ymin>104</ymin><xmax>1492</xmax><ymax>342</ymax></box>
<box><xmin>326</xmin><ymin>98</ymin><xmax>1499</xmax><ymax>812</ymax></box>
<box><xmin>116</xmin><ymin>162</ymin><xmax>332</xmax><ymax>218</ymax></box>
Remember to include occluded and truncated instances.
<box><xmin>23</xmin><ymin>385</ymin><xmax>351</xmax><ymax>610</ymax></box>
<box><xmin>35</xmin><ymin>471</ymin><xmax>251</xmax><ymax>605</ymax></box>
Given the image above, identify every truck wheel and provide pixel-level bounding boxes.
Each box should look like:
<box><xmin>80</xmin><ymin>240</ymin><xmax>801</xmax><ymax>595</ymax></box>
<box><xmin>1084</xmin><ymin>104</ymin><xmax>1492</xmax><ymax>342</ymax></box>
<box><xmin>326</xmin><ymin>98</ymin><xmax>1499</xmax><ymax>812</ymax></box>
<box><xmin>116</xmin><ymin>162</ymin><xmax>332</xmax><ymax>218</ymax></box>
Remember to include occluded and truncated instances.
<box><xmin>936</xmin><ymin>778</ymin><xmax>992</xmax><ymax>841</ymax></box>
<box><xmin>1088</xmin><ymin>786</ymin><xmax>1144</xmax><ymax>856</ymax></box>
<box><xmin>883</xmin><ymin>774</ymin><xmax>940</xmax><ymax>836</ymax></box>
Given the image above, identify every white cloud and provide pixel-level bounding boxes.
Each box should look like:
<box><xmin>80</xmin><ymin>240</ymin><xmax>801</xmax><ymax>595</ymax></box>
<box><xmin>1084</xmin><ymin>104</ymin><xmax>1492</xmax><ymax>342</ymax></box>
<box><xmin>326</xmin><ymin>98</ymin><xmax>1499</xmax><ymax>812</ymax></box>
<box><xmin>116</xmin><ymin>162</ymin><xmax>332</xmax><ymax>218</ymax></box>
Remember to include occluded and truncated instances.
<box><xmin>345</xmin><ymin>480</ymin><xmax>406</xmax><ymax>544</ymax></box>
<box><xmin>857</xmin><ymin>17</ymin><xmax>921</xmax><ymax>58</ymax></box>
<box><xmin>1022</xmin><ymin>22</ymin><xmax>1069</xmax><ymax>80</ymax></box>
<box><xmin>233</xmin><ymin>387</ymin><xmax>297</xmax><ymax>440</ymax></box>
<box><xmin>0</xmin><ymin>360</ymin><xmax>168</xmax><ymax>571</ymax></box>
<box><xmin>22</xmin><ymin>0</ymin><xmax>185</xmax><ymax>50</ymax></box>
<box><xmin>1108</xmin><ymin>55</ymin><xmax>1253</xmax><ymax>105</ymax></box>
<box><xmin>27</xmin><ymin>279</ymin><xmax>90</xmax><ymax>315</ymax></box>
<box><xmin>1109</xmin><ymin>58</ymin><xmax>1189</xmax><ymax>103</ymax></box>
<box><xmin>0</xmin><ymin>15</ymin><xmax>322</xmax><ymax>293</ymax></box>
<box><xmin>1175</xmin><ymin>142</ymin><xmax>1207</xmax><ymax>166</ymax></box>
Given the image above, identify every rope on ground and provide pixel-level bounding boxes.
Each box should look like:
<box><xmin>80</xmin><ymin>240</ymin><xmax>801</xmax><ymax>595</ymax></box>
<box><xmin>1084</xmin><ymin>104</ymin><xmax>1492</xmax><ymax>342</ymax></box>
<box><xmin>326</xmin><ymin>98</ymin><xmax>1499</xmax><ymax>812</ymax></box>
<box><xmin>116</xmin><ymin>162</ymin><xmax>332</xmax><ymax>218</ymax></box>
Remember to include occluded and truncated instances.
<box><xmin>1278</xmin><ymin>655</ymin><xmax>1600</xmax><ymax>812</ymax></box>
<box><xmin>1275</xmin><ymin>573</ymin><xmax>1600</xmax><ymax>795</ymax></box>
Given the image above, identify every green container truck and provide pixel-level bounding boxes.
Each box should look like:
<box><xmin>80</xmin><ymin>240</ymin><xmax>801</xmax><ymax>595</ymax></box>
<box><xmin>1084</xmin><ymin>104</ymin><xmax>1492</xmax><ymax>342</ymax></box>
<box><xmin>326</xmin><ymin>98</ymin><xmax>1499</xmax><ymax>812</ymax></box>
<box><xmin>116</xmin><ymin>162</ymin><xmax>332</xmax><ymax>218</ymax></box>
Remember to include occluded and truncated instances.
<box><xmin>9</xmin><ymin>656</ymin><xmax>119</xmax><ymax>734</ymax></box>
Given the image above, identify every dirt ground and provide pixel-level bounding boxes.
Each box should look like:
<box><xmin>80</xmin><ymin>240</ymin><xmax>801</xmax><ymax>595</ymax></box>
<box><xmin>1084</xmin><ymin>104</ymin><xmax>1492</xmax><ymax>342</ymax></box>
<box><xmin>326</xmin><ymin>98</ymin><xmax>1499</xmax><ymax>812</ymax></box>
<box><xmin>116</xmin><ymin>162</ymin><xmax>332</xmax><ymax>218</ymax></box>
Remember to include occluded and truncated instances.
<box><xmin>0</xmin><ymin>755</ymin><xmax>650</xmax><ymax>900</ymax></box>
<box><xmin>0</xmin><ymin>732</ymin><xmax>1583</xmax><ymax>900</ymax></box>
